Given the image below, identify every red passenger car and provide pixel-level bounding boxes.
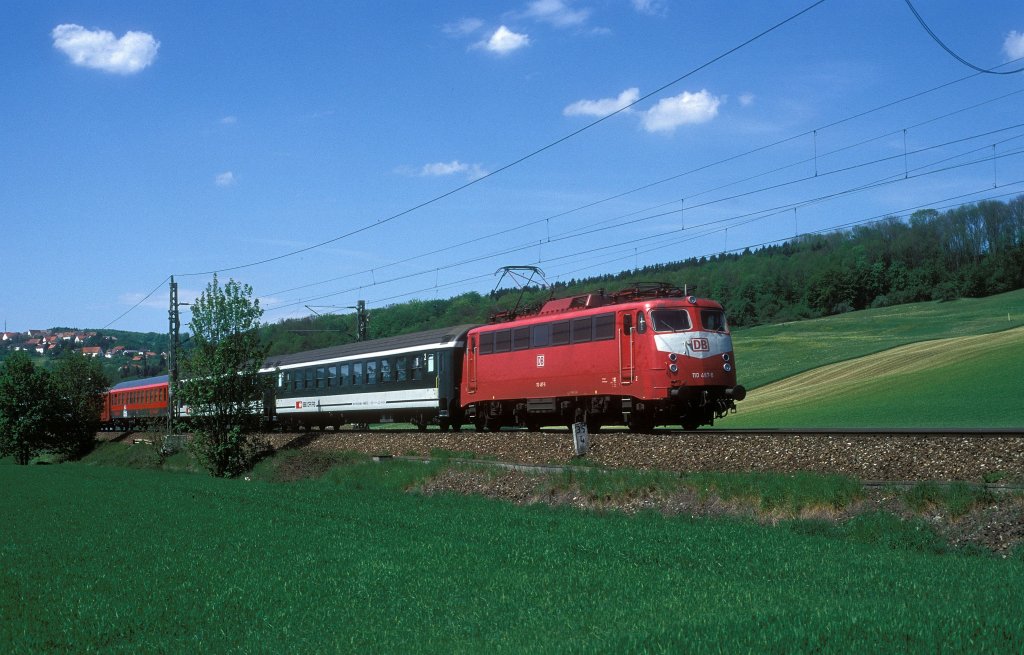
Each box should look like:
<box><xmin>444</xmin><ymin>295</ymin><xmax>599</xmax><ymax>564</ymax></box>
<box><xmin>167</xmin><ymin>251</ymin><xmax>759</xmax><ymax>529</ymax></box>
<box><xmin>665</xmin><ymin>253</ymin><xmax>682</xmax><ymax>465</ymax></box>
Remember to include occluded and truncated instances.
<box><xmin>461</xmin><ymin>284</ymin><xmax>745</xmax><ymax>431</ymax></box>
<box><xmin>100</xmin><ymin>375</ymin><xmax>169</xmax><ymax>431</ymax></box>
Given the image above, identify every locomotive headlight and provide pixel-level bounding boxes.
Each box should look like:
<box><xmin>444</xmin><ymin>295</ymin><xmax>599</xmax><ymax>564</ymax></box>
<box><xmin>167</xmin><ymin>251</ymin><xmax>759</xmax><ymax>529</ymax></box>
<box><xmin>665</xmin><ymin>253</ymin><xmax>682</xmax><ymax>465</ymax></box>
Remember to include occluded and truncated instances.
<box><xmin>687</xmin><ymin>295</ymin><xmax>697</xmax><ymax>304</ymax></box>
<box><xmin>722</xmin><ymin>353</ymin><xmax>730</xmax><ymax>362</ymax></box>
<box><xmin>669</xmin><ymin>364</ymin><xmax>679</xmax><ymax>374</ymax></box>
<box><xmin>723</xmin><ymin>363</ymin><xmax>733</xmax><ymax>373</ymax></box>
<box><xmin>668</xmin><ymin>353</ymin><xmax>678</xmax><ymax>362</ymax></box>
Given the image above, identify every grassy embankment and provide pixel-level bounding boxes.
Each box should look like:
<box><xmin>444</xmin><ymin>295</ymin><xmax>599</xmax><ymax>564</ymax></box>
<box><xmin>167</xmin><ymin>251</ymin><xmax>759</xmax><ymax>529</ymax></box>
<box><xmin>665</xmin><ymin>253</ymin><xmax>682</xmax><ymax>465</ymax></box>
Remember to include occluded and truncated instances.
<box><xmin>2</xmin><ymin>457</ymin><xmax>1022</xmax><ymax>653</ymax></box>
<box><xmin>726</xmin><ymin>289</ymin><xmax>1024</xmax><ymax>428</ymax></box>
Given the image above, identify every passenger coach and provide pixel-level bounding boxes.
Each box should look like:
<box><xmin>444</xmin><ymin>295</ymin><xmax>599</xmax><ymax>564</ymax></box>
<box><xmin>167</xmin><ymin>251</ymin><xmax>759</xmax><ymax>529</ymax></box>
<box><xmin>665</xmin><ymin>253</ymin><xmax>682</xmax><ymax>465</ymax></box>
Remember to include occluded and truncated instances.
<box><xmin>262</xmin><ymin>325</ymin><xmax>475</xmax><ymax>431</ymax></box>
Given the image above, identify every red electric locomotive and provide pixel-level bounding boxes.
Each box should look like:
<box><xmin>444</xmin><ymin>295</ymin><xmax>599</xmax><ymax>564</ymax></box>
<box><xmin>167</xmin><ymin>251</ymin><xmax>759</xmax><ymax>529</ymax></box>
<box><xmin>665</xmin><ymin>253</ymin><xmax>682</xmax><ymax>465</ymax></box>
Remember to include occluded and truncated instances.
<box><xmin>100</xmin><ymin>374</ymin><xmax>169</xmax><ymax>431</ymax></box>
<box><xmin>461</xmin><ymin>284</ymin><xmax>745</xmax><ymax>431</ymax></box>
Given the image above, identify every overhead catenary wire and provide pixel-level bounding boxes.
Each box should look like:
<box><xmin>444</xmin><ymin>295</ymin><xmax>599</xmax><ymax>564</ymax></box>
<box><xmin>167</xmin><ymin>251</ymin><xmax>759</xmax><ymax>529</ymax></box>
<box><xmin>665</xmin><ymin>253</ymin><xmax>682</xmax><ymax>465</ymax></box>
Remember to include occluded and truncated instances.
<box><xmin>262</xmin><ymin>82</ymin><xmax>1024</xmax><ymax>302</ymax></box>
<box><xmin>903</xmin><ymin>0</ymin><xmax>1024</xmax><ymax>75</ymax></box>
<box><xmin>262</xmin><ymin>145</ymin><xmax>1024</xmax><ymax>316</ymax></box>
<box><xmin>173</xmin><ymin>0</ymin><xmax>830</xmax><ymax>279</ymax></box>
<box><xmin>260</xmin><ymin>125</ymin><xmax>1024</xmax><ymax>314</ymax></box>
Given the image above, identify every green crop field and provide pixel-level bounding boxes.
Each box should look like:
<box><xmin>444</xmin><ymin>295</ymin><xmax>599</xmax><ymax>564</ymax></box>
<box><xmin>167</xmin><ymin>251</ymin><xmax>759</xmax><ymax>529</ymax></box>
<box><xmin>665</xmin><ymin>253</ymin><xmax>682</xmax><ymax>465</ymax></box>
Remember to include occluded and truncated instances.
<box><xmin>733</xmin><ymin>288</ymin><xmax>1024</xmax><ymax>390</ymax></box>
<box><xmin>725</xmin><ymin>325</ymin><xmax>1024</xmax><ymax>428</ymax></box>
<box><xmin>2</xmin><ymin>461</ymin><xmax>1023</xmax><ymax>652</ymax></box>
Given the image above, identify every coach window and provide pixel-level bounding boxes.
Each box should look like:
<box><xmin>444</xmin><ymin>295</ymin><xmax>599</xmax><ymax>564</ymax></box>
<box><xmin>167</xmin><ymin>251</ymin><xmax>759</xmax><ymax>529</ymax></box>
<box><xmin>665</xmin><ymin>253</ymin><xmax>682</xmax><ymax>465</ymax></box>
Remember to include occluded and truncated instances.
<box><xmin>551</xmin><ymin>321</ymin><xmax>570</xmax><ymax>346</ymax></box>
<box><xmin>396</xmin><ymin>356</ymin><xmax>408</xmax><ymax>382</ymax></box>
<box><xmin>365</xmin><ymin>360</ymin><xmax>376</xmax><ymax>385</ymax></box>
<box><xmin>479</xmin><ymin>332</ymin><xmax>494</xmax><ymax>355</ymax></box>
<box><xmin>339</xmin><ymin>363</ymin><xmax>350</xmax><ymax>386</ymax></box>
<box><xmin>636</xmin><ymin>311</ymin><xmax>647</xmax><ymax>334</ymax></box>
<box><xmin>411</xmin><ymin>355</ymin><xmax>423</xmax><ymax>380</ymax></box>
<box><xmin>327</xmin><ymin>365</ymin><xmax>337</xmax><ymax>387</ymax></box>
<box><xmin>594</xmin><ymin>313</ymin><xmax>615</xmax><ymax>341</ymax></box>
<box><xmin>305</xmin><ymin>368</ymin><xmax>315</xmax><ymax>390</ymax></box>
<box><xmin>380</xmin><ymin>358</ymin><xmax>392</xmax><ymax>383</ymax></box>
<box><xmin>512</xmin><ymin>327</ymin><xmax>531</xmax><ymax>351</ymax></box>
<box><xmin>353</xmin><ymin>362</ymin><xmax>364</xmax><ymax>385</ymax></box>
<box><xmin>316</xmin><ymin>367</ymin><xmax>326</xmax><ymax>389</ymax></box>
<box><xmin>571</xmin><ymin>318</ymin><xmax>592</xmax><ymax>344</ymax></box>
<box><xmin>493</xmin><ymin>330</ymin><xmax>511</xmax><ymax>353</ymax></box>
<box><xmin>531</xmin><ymin>323</ymin><xmax>550</xmax><ymax>348</ymax></box>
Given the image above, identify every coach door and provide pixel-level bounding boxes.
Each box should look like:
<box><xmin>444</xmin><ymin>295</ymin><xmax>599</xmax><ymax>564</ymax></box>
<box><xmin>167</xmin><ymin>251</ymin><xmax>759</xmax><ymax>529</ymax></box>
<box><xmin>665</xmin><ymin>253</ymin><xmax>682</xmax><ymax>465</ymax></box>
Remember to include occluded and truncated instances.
<box><xmin>467</xmin><ymin>334</ymin><xmax>478</xmax><ymax>394</ymax></box>
<box><xmin>618</xmin><ymin>312</ymin><xmax>634</xmax><ymax>385</ymax></box>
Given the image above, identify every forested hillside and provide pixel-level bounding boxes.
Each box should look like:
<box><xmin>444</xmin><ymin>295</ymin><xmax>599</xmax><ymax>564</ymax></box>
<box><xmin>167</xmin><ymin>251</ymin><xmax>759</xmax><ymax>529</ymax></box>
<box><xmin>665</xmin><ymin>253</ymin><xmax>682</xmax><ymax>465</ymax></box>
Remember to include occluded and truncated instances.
<box><xmin>262</xmin><ymin>195</ymin><xmax>1024</xmax><ymax>356</ymax></box>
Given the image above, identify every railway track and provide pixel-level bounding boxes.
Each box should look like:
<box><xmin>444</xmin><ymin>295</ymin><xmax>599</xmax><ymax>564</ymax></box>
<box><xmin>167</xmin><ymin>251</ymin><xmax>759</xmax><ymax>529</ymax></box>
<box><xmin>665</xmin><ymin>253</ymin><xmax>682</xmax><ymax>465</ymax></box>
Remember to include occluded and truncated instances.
<box><xmin>256</xmin><ymin>427</ymin><xmax>1024</xmax><ymax>483</ymax></box>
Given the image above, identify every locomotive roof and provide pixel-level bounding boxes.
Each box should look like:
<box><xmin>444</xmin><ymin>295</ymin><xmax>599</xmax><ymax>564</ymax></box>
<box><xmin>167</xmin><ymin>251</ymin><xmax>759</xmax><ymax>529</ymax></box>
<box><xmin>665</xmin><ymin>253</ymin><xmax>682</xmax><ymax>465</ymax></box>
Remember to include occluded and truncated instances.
<box><xmin>263</xmin><ymin>324</ymin><xmax>477</xmax><ymax>370</ymax></box>
<box><xmin>110</xmin><ymin>374</ymin><xmax>169</xmax><ymax>391</ymax></box>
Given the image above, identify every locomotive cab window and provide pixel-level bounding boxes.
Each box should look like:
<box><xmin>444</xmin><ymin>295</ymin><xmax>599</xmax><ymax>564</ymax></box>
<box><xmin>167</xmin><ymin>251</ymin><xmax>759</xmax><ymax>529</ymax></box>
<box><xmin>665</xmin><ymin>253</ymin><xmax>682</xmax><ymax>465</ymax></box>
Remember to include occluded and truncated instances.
<box><xmin>636</xmin><ymin>312</ymin><xmax>647</xmax><ymax>334</ymax></box>
<box><xmin>701</xmin><ymin>310</ymin><xmax>727</xmax><ymax>332</ymax></box>
<box><xmin>650</xmin><ymin>309</ymin><xmax>691</xmax><ymax>333</ymax></box>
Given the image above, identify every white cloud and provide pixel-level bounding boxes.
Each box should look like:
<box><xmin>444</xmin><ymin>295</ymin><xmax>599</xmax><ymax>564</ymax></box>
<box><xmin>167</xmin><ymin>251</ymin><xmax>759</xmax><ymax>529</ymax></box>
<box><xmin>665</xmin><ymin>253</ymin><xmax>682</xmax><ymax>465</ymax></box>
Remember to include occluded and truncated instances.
<box><xmin>563</xmin><ymin>87</ymin><xmax>640</xmax><ymax>117</ymax></box>
<box><xmin>52</xmin><ymin>24</ymin><xmax>159</xmax><ymax>74</ymax></box>
<box><xmin>418</xmin><ymin>160</ymin><xmax>487</xmax><ymax>180</ymax></box>
<box><xmin>739</xmin><ymin>93</ymin><xmax>755</xmax><ymax>107</ymax></box>
<box><xmin>524</xmin><ymin>0</ymin><xmax>590</xmax><ymax>27</ymax></box>
<box><xmin>444</xmin><ymin>17</ymin><xmax>485</xmax><ymax>36</ymax></box>
<box><xmin>641</xmin><ymin>90</ymin><xmax>721</xmax><ymax>133</ymax></box>
<box><xmin>631</xmin><ymin>0</ymin><xmax>667</xmax><ymax>16</ymax></box>
<box><xmin>215</xmin><ymin>171</ymin><xmax>236</xmax><ymax>187</ymax></box>
<box><xmin>220</xmin><ymin>116</ymin><xmax>238</xmax><ymax>125</ymax></box>
<box><xmin>479</xmin><ymin>25</ymin><xmax>530</xmax><ymax>55</ymax></box>
<box><xmin>1004</xmin><ymin>30</ymin><xmax>1024</xmax><ymax>60</ymax></box>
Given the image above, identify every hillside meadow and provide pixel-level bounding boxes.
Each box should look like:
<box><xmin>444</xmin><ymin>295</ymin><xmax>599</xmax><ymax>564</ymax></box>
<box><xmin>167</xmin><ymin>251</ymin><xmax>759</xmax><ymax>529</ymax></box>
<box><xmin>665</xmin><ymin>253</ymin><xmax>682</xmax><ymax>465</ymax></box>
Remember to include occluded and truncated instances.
<box><xmin>732</xmin><ymin>288</ymin><xmax>1024</xmax><ymax>390</ymax></box>
<box><xmin>725</xmin><ymin>325</ymin><xmax>1024</xmax><ymax>429</ymax></box>
<box><xmin>2</xmin><ymin>458</ymin><xmax>1023</xmax><ymax>653</ymax></box>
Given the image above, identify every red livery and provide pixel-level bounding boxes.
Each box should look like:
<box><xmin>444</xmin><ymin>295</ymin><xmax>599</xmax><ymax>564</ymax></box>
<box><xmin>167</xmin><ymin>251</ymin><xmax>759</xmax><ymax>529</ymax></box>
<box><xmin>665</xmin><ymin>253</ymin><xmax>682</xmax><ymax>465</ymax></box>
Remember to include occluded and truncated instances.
<box><xmin>461</xmin><ymin>284</ymin><xmax>745</xmax><ymax>431</ymax></box>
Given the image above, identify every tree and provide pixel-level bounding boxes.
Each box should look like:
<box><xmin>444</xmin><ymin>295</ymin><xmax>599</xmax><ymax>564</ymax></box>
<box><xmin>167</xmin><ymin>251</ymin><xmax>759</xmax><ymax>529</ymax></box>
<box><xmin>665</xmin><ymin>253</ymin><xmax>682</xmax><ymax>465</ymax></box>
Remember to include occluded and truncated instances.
<box><xmin>0</xmin><ymin>352</ymin><xmax>52</xmax><ymax>465</ymax></box>
<box><xmin>179</xmin><ymin>275</ymin><xmax>270</xmax><ymax>477</ymax></box>
<box><xmin>50</xmin><ymin>354</ymin><xmax>110</xmax><ymax>459</ymax></box>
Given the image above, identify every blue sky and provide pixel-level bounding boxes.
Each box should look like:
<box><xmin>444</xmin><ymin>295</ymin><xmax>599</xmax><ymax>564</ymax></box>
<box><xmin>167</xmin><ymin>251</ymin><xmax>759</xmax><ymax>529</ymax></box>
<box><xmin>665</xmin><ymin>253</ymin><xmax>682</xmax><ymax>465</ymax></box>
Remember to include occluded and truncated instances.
<box><xmin>2</xmin><ymin>0</ymin><xmax>1023</xmax><ymax>334</ymax></box>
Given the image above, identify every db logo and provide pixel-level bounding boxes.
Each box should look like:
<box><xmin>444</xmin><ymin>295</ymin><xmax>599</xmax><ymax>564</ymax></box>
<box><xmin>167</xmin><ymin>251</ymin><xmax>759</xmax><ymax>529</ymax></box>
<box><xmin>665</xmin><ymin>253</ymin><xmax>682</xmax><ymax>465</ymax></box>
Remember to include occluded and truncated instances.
<box><xmin>295</xmin><ymin>401</ymin><xmax>303</xmax><ymax>409</ymax></box>
<box><xmin>536</xmin><ymin>355</ymin><xmax>545</xmax><ymax>368</ymax></box>
<box><xmin>690</xmin><ymin>338</ymin><xmax>710</xmax><ymax>352</ymax></box>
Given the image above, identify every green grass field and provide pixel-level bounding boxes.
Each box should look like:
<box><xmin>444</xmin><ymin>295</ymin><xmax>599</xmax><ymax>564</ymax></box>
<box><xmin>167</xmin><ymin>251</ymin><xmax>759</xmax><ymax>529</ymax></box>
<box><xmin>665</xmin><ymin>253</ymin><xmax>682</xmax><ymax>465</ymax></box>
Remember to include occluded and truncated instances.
<box><xmin>725</xmin><ymin>325</ymin><xmax>1024</xmax><ymax>428</ymax></box>
<box><xmin>733</xmin><ymin>289</ymin><xmax>1024</xmax><ymax>390</ymax></box>
<box><xmin>2</xmin><ymin>461</ymin><xmax>1023</xmax><ymax>653</ymax></box>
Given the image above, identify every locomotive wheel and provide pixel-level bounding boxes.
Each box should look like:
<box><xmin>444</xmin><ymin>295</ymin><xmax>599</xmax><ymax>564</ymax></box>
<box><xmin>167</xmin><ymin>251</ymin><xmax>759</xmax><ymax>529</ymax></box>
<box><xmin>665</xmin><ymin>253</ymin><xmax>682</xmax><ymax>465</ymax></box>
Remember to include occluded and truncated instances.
<box><xmin>681</xmin><ymin>416</ymin><xmax>701</xmax><ymax>431</ymax></box>
<box><xmin>628</xmin><ymin>413</ymin><xmax>655</xmax><ymax>433</ymax></box>
<box><xmin>485</xmin><ymin>416</ymin><xmax>503</xmax><ymax>432</ymax></box>
<box><xmin>473</xmin><ymin>415</ymin><xmax>486</xmax><ymax>432</ymax></box>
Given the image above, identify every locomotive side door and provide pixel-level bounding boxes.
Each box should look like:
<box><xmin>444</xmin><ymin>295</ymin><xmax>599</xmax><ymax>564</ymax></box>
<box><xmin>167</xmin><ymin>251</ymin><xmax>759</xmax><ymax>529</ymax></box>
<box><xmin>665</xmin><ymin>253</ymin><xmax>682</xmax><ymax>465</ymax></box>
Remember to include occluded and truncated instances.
<box><xmin>467</xmin><ymin>334</ymin><xmax>478</xmax><ymax>394</ymax></box>
<box><xmin>618</xmin><ymin>312</ymin><xmax>634</xmax><ymax>385</ymax></box>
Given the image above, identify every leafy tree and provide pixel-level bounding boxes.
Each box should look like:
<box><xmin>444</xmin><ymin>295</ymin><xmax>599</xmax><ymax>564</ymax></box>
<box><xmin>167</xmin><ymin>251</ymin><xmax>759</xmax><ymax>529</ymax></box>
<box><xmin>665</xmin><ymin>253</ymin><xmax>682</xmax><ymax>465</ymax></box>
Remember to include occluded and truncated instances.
<box><xmin>49</xmin><ymin>354</ymin><xmax>110</xmax><ymax>459</ymax></box>
<box><xmin>0</xmin><ymin>352</ymin><xmax>52</xmax><ymax>465</ymax></box>
<box><xmin>179</xmin><ymin>275</ymin><xmax>270</xmax><ymax>477</ymax></box>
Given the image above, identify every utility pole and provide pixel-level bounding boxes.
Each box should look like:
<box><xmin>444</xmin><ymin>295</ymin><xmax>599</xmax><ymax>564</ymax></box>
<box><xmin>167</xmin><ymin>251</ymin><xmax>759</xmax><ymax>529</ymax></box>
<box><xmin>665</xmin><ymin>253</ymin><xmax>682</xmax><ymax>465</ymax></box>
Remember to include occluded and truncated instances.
<box><xmin>356</xmin><ymin>300</ymin><xmax>367</xmax><ymax>341</ymax></box>
<box><xmin>167</xmin><ymin>276</ymin><xmax>181</xmax><ymax>439</ymax></box>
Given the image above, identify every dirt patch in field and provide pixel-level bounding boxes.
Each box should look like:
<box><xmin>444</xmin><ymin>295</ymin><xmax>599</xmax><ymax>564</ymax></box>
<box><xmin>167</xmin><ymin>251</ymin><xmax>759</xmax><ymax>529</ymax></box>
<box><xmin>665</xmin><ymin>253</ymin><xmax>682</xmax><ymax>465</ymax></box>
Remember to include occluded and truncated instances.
<box><xmin>416</xmin><ymin>466</ymin><xmax>1024</xmax><ymax>556</ymax></box>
